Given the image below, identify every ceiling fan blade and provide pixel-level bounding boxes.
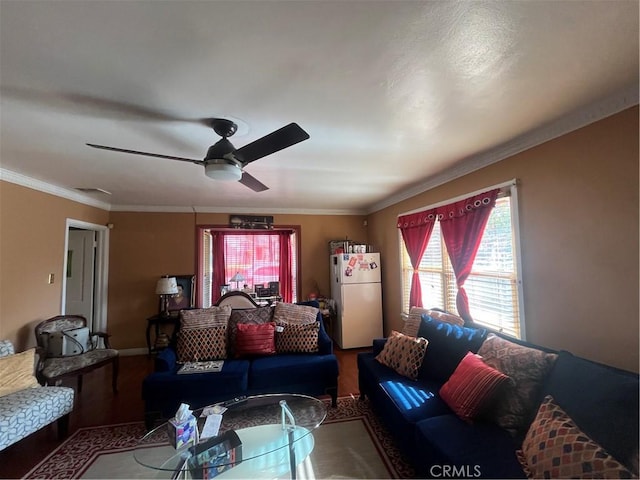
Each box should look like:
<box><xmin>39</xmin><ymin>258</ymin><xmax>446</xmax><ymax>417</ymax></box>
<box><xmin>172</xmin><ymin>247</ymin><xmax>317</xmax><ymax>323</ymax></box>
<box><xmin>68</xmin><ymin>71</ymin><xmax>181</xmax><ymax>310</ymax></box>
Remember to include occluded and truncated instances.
<box><xmin>233</xmin><ymin>123</ymin><xmax>309</xmax><ymax>165</ymax></box>
<box><xmin>239</xmin><ymin>171</ymin><xmax>269</xmax><ymax>192</ymax></box>
<box><xmin>86</xmin><ymin>143</ymin><xmax>204</xmax><ymax>165</ymax></box>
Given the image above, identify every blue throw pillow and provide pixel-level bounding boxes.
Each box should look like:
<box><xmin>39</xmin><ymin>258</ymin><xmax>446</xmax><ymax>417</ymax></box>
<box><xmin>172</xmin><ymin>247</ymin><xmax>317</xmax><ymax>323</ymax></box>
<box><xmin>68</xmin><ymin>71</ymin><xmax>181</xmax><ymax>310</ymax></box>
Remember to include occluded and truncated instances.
<box><xmin>417</xmin><ymin>314</ymin><xmax>488</xmax><ymax>382</ymax></box>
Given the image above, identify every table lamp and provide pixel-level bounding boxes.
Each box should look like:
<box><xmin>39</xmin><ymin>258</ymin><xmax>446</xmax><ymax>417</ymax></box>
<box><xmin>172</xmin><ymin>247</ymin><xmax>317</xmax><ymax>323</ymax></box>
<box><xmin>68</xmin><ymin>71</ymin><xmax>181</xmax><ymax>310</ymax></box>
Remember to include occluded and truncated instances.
<box><xmin>156</xmin><ymin>276</ymin><xmax>178</xmax><ymax>317</ymax></box>
<box><xmin>229</xmin><ymin>272</ymin><xmax>245</xmax><ymax>291</ymax></box>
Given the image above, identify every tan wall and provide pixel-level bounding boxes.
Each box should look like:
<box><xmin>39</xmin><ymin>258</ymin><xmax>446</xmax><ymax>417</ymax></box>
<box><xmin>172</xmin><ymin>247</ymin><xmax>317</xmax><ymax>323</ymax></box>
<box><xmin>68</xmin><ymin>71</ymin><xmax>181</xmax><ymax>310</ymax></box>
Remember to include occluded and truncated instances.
<box><xmin>368</xmin><ymin>106</ymin><xmax>639</xmax><ymax>372</ymax></box>
<box><xmin>0</xmin><ymin>182</ymin><xmax>109</xmax><ymax>349</ymax></box>
<box><xmin>107</xmin><ymin>211</ymin><xmax>366</xmax><ymax>349</ymax></box>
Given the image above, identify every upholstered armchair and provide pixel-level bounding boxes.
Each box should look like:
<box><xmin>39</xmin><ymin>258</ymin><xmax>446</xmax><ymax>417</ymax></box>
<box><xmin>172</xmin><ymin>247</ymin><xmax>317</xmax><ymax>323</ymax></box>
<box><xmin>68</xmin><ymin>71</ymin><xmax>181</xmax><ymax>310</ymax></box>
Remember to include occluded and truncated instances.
<box><xmin>34</xmin><ymin>315</ymin><xmax>119</xmax><ymax>393</ymax></box>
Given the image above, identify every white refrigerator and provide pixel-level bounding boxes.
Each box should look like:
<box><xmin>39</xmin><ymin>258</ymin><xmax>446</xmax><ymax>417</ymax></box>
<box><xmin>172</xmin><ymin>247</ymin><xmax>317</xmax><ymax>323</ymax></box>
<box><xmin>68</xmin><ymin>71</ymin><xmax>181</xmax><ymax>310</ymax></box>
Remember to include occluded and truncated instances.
<box><xmin>330</xmin><ymin>253</ymin><xmax>383</xmax><ymax>349</ymax></box>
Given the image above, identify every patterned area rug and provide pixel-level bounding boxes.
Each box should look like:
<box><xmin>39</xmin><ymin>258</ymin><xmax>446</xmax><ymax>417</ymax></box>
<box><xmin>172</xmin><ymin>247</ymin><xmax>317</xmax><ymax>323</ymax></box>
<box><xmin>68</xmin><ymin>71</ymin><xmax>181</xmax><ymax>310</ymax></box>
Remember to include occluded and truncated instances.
<box><xmin>23</xmin><ymin>396</ymin><xmax>415</xmax><ymax>479</ymax></box>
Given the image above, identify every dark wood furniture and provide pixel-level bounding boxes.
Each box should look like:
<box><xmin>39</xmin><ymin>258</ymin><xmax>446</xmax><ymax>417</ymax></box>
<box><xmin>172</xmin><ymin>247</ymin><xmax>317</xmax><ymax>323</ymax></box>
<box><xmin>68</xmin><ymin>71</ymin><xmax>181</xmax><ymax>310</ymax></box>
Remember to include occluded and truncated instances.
<box><xmin>215</xmin><ymin>290</ymin><xmax>260</xmax><ymax>308</ymax></box>
<box><xmin>145</xmin><ymin>314</ymin><xmax>180</xmax><ymax>355</ymax></box>
<box><xmin>34</xmin><ymin>315</ymin><xmax>119</xmax><ymax>394</ymax></box>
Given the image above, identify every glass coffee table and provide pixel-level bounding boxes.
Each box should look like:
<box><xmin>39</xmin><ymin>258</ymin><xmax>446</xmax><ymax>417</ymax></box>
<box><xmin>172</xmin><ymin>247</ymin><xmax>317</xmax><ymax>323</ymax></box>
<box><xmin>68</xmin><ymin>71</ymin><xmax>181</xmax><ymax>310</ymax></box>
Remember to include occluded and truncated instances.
<box><xmin>134</xmin><ymin>394</ymin><xmax>327</xmax><ymax>479</ymax></box>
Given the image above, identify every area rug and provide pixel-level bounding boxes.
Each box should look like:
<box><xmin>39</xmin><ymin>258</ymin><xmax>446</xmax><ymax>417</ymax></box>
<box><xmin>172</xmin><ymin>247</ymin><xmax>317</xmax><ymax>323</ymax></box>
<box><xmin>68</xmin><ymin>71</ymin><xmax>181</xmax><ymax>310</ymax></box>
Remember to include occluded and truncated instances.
<box><xmin>23</xmin><ymin>396</ymin><xmax>414</xmax><ymax>479</ymax></box>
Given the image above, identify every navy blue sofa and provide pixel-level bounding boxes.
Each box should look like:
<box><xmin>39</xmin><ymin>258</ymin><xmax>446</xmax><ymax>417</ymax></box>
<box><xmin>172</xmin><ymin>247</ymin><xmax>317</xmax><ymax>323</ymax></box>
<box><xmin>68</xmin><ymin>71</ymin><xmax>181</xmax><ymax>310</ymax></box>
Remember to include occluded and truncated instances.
<box><xmin>358</xmin><ymin>316</ymin><xmax>639</xmax><ymax>478</ymax></box>
<box><xmin>142</xmin><ymin>304</ymin><xmax>339</xmax><ymax>429</ymax></box>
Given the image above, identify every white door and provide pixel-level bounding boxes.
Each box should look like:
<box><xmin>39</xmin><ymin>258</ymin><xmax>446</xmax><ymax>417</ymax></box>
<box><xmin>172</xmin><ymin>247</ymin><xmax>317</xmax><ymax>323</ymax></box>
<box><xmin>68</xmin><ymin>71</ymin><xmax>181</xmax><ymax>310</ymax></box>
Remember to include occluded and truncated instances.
<box><xmin>65</xmin><ymin>230</ymin><xmax>96</xmax><ymax>325</ymax></box>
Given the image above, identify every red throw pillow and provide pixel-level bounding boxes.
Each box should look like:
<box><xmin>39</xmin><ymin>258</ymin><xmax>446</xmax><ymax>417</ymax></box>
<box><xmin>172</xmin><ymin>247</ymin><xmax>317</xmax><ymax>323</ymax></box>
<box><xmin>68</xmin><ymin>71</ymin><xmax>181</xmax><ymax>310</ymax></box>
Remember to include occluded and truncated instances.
<box><xmin>439</xmin><ymin>351</ymin><xmax>511</xmax><ymax>422</ymax></box>
<box><xmin>235</xmin><ymin>322</ymin><xmax>276</xmax><ymax>357</ymax></box>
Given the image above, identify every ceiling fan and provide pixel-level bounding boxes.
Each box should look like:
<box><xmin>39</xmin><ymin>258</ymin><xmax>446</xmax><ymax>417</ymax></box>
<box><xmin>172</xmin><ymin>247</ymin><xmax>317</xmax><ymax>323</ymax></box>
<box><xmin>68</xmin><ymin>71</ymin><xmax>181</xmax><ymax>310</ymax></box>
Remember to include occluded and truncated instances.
<box><xmin>86</xmin><ymin>119</ymin><xmax>309</xmax><ymax>192</ymax></box>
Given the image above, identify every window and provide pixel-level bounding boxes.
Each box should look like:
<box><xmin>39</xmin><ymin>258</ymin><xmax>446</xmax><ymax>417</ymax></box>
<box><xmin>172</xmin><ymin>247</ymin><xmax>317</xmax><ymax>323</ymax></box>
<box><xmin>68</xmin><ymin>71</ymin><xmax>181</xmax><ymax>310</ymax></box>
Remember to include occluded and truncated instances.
<box><xmin>400</xmin><ymin>184</ymin><xmax>524</xmax><ymax>338</ymax></box>
<box><xmin>199</xmin><ymin>228</ymin><xmax>298</xmax><ymax>307</ymax></box>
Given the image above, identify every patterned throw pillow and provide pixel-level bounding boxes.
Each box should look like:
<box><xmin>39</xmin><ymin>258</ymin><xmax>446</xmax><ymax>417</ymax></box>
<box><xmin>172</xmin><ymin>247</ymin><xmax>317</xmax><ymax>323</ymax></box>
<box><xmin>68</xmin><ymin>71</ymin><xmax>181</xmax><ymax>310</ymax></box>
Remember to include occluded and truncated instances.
<box><xmin>439</xmin><ymin>352</ymin><xmax>511</xmax><ymax>422</ymax></box>
<box><xmin>403</xmin><ymin>307</ymin><xmax>465</xmax><ymax>337</ymax></box>
<box><xmin>375</xmin><ymin>331</ymin><xmax>428</xmax><ymax>380</ymax></box>
<box><xmin>228</xmin><ymin>306</ymin><xmax>274</xmax><ymax>356</ymax></box>
<box><xmin>273</xmin><ymin>302</ymin><xmax>319</xmax><ymax>325</ymax></box>
<box><xmin>477</xmin><ymin>334</ymin><xmax>558</xmax><ymax>434</ymax></box>
<box><xmin>0</xmin><ymin>349</ymin><xmax>40</xmax><ymax>398</ymax></box>
<box><xmin>235</xmin><ymin>322</ymin><xmax>276</xmax><ymax>357</ymax></box>
<box><xmin>177</xmin><ymin>306</ymin><xmax>231</xmax><ymax>362</ymax></box>
<box><xmin>517</xmin><ymin>396</ymin><xmax>634</xmax><ymax>479</ymax></box>
<box><xmin>275</xmin><ymin>322</ymin><xmax>319</xmax><ymax>353</ymax></box>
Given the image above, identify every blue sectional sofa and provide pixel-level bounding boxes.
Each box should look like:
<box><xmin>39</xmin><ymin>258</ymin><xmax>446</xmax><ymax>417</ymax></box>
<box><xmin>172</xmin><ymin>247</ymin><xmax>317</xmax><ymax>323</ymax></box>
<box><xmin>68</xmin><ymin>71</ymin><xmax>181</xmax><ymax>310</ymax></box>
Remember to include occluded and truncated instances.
<box><xmin>142</xmin><ymin>301</ymin><xmax>339</xmax><ymax>429</ymax></box>
<box><xmin>357</xmin><ymin>313</ymin><xmax>639</xmax><ymax>479</ymax></box>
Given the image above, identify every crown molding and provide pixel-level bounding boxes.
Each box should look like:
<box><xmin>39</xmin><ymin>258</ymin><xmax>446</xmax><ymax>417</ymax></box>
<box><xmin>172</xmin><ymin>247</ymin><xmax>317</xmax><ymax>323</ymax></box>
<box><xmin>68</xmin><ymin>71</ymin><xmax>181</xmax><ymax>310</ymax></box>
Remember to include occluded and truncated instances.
<box><xmin>367</xmin><ymin>84</ymin><xmax>639</xmax><ymax>214</ymax></box>
<box><xmin>110</xmin><ymin>204</ymin><xmax>365</xmax><ymax>215</ymax></box>
<box><xmin>0</xmin><ymin>168</ymin><xmax>112</xmax><ymax>211</ymax></box>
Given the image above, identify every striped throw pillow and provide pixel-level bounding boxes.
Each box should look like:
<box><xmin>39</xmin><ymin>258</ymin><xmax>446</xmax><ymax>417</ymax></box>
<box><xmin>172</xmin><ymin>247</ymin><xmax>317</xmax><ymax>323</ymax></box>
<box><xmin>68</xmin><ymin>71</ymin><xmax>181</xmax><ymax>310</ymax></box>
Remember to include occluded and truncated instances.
<box><xmin>273</xmin><ymin>302</ymin><xmax>319</xmax><ymax>325</ymax></box>
<box><xmin>177</xmin><ymin>306</ymin><xmax>232</xmax><ymax>362</ymax></box>
<box><xmin>439</xmin><ymin>351</ymin><xmax>511</xmax><ymax>421</ymax></box>
<box><xmin>235</xmin><ymin>322</ymin><xmax>276</xmax><ymax>357</ymax></box>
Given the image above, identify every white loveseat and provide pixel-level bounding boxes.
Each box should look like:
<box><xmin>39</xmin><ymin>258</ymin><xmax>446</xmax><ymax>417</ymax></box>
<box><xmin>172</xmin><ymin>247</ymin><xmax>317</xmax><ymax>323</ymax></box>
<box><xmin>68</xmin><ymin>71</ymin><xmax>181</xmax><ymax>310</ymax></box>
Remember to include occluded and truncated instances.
<box><xmin>0</xmin><ymin>340</ymin><xmax>74</xmax><ymax>450</ymax></box>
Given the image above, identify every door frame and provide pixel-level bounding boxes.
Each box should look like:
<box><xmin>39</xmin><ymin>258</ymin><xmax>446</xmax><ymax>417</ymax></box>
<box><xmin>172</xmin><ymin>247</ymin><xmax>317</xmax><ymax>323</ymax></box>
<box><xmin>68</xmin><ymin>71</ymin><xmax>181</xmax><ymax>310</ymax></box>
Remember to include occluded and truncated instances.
<box><xmin>61</xmin><ymin>219</ymin><xmax>110</xmax><ymax>332</ymax></box>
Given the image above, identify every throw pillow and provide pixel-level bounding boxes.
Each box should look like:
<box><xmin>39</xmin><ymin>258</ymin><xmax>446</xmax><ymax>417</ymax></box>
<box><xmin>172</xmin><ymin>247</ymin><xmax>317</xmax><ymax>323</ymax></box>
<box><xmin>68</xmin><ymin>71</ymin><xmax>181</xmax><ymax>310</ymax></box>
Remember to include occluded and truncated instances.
<box><xmin>181</xmin><ymin>305</ymin><xmax>232</xmax><ymax>327</ymax></box>
<box><xmin>227</xmin><ymin>306</ymin><xmax>274</xmax><ymax>356</ymax></box>
<box><xmin>235</xmin><ymin>322</ymin><xmax>276</xmax><ymax>357</ymax></box>
<box><xmin>375</xmin><ymin>331</ymin><xmax>428</xmax><ymax>380</ymax></box>
<box><xmin>403</xmin><ymin>308</ymin><xmax>465</xmax><ymax>337</ymax></box>
<box><xmin>275</xmin><ymin>322</ymin><xmax>319</xmax><ymax>353</ymax></box>
<box><xmin>273</xmin><ymin>302</ymin><xmax>319</xmax><ymax>325</ymax></box>
<box><xmin>177</xmin><ymin>306</ymin><xmax>231</xmax><ymax>362</ymax></box>
<box><xmin>417</xmin><ymin>315</ymin><xmax>488</xmax><ymax>382</ymax></box>
<box><xmin>0</xmin><ymin>349</ymin><xmax>40</xmax><ymax>398</ymax></box>
<box><xmin>477</xmin><ymin>334</ymin><xmax>558</xmax><ymax>435</ymax></box>
<box><xmin>439</xmin><ymin>352</ymin><xmax>511</xmax><ymax>422</ymax></box>
<box><xmin>517</xmin><ymin>395</ymin><xmax>634</xmax><ymax>479</ymax></box>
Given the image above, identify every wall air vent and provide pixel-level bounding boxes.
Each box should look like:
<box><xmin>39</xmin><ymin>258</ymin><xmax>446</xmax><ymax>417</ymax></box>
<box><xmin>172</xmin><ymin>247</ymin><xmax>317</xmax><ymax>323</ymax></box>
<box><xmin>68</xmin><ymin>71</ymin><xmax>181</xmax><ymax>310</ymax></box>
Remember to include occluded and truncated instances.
<box><xmin>74</xmin><ymin>187</ymin><xmax>112</xmax><ymax>195</ymax></box>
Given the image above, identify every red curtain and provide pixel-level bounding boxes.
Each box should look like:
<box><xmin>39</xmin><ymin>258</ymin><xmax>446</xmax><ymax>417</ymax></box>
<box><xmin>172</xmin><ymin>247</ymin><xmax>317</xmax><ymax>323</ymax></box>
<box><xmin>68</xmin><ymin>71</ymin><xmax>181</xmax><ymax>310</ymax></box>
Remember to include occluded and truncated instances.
<box><xmin>397</xmin><ymin>209</ymin><xmax>437</xmax><ymax>308</ymax></box>
<box><xmin>278</xmin><ymin>231</ymin><xmax>293</xmax><ymax>302</ymax></box>
<box><xmin>437</xmin><ymin>189</ymin><xmax>499</xmax><ymax>322</ymax></box>
<box><xmin>212</xmin><ymin>232</ymin><xmax>226</xmax><ymax>303</ymax></box>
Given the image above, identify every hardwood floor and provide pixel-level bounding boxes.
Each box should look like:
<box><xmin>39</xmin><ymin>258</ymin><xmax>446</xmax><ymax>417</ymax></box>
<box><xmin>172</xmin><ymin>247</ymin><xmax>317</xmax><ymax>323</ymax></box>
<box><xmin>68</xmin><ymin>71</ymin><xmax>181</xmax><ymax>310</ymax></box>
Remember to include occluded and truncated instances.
<box><xmin>0</xmin><ymin>347</ymin><xmax>367</xmax><ymax>479</ymax></box>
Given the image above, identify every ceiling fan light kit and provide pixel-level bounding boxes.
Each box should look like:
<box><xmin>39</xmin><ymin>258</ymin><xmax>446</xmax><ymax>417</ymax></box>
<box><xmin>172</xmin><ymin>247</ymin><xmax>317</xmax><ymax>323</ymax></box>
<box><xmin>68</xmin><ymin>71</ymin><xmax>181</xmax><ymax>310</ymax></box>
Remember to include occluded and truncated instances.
<box><xmin>205</xmin><ymin>162</ymin><xmax>242</xmax><ymax>182</ymax></box>
<box><xmin>86</xmin><ymin>119</ymin><xmax>309</xmax><ymax>192</ymax></box>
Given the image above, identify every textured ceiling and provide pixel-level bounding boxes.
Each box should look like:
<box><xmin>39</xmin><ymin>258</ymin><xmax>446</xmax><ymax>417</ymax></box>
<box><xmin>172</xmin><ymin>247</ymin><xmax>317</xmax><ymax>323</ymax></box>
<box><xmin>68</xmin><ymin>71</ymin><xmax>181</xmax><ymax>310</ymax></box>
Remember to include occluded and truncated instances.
<box><xmin>1</xmin><ymin>1</ymin><xmax>638</xmax><ymax>213</ymax></box>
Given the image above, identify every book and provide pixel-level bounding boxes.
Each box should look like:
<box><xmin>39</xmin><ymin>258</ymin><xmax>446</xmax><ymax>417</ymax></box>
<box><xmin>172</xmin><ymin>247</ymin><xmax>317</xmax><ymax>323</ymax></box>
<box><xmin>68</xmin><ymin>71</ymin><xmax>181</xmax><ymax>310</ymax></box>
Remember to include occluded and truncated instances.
<box><xmin>177</xmin><ymin>360</ymin><xmax>224</xmax><ymax>374</ymax></box>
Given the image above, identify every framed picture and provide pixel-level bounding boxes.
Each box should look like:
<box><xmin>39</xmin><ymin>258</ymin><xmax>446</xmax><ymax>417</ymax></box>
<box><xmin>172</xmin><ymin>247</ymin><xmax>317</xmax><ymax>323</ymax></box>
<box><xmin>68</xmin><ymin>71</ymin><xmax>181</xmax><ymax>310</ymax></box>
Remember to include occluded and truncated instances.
<box><xmin>167</xmin><ymin>275</ymin><xmax>195</xmax><ymax>312</ymax></box>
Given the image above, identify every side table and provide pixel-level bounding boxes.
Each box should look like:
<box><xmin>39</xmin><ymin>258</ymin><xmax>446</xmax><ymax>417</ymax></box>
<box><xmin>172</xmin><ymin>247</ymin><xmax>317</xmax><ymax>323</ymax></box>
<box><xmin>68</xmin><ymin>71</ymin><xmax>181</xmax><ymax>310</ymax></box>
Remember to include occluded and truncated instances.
<box><xmin>146</xmin><ymin>314</ymin><xmax>180</xmax><ymax>355</ymax></box>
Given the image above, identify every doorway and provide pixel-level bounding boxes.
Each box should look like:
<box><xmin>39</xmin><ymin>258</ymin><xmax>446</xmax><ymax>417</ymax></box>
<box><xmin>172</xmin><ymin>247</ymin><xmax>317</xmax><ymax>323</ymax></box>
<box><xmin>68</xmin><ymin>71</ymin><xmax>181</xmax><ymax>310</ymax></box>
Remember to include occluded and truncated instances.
<box><xmin>62</xmin><ymin>219</ymin><xmax>109</xmax><ymax>332</ymax></box>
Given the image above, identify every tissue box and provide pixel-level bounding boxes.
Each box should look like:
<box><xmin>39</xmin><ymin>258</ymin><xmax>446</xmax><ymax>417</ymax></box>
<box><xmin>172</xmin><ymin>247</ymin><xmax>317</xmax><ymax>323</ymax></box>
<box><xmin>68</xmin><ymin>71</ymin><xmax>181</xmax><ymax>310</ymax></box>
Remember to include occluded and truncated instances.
<box><xmin>167</xmin><ymin>414</ymin><xmax>198</xmax><ymax>450</ymax></box>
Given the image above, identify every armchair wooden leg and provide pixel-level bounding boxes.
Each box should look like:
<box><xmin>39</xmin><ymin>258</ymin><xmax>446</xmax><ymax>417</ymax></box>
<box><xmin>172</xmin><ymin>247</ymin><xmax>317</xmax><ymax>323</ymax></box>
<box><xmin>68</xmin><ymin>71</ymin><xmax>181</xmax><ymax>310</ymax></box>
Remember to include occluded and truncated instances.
<box><xmin>77</xmin><ymin>375</ymin><xmax>83</xmax><ymax>393</ymax></box>
<box><xmin>57</xmin><ymin>413</ymin><xmax>70</xmax><ymax>440</ymax></box>
<box><xmin>112</xmin><ymin>357</ymin><xmax>119</xmax><ymax>393</ymax></box>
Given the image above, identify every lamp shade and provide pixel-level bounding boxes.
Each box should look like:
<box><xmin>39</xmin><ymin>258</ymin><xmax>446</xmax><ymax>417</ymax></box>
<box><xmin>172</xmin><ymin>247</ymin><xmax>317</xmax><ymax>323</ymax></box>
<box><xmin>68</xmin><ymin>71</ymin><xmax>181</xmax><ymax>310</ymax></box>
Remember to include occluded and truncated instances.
<box><xmin>156</xmin><ymin>276</ymin><xmax>178</xmax><ymax>295</ymax></box>
<box><xmin>230</xmin><ymin>272</ymin><xmax>245</xmax><ymax>283</ymax></box>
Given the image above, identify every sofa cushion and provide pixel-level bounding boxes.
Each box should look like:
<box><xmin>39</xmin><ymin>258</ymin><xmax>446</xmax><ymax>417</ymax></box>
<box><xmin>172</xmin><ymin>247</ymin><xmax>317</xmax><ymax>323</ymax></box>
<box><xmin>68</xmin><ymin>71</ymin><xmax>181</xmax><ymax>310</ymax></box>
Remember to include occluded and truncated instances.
<box><xmin>417</xmin><ymin>315</ymin><xmax>488</xmax><ymax>382</ymax></box>
<box><xmin>0</xmin><ymin>385</ymin><xmax>74</xmax><ymax>451</ymax></box>
<box><xmin>273</xmin><ymin>302</ymin><xmax>319</xmax><ymax>325</ymax></box>
<box><xmin>517</xmin><ymin>395</ymin><xmax>633</xmax><ymax>479</ymax></box>
<box><xmin>249</xmin><ymin>353</ymin><xmax>339</xmax><ymax>390</ymax></box>
<box><xmin>440</xmin><ymin>352</ymin><xmax>511</xmax><ymax>422</ymax></box>
<box><xmin>228</xmin><ymin>306</ymin><xmax>274</xmax><ymax>356</ymax></box>
<box><xmin>177</xmin><ymin>307</ymin><xmax>230</xmax><ymax>362</ymax></box>
<box><xmin>0</xmin><ymin>349</ymin><xmax>39</xmax><ymax>398</ymax></box>
<box><xmin>275</xmin><ymin>322</ymin><xmax>319</xmax><ymax>353</ymax></box>
<box><xmin>375</xmin><ymin>331</ymin><xmax>428</xmax><ymax>380</ymax></box>
<box><xmin>415</xmin><ymin>414</ymin><xmax>526</xmax><ymax>479</ymax></box>
<box><xmin>235</xmin><ymin>322</ymin><xmax>276</xmax><ymax>357</ymax></box>
<box><xmin>542</xmin><ymin>351</ymin><xmax>639</xmax><ymax>475</ymax></box>
<box><xmin>142</xmin><ymin>360</ymin><xmax>250</xmax><ymax>409</ymax></box>
<box><xmin>478</xmin><ymin>334</ymin><xmax>558</xmax><ymax>435</ymax></box>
